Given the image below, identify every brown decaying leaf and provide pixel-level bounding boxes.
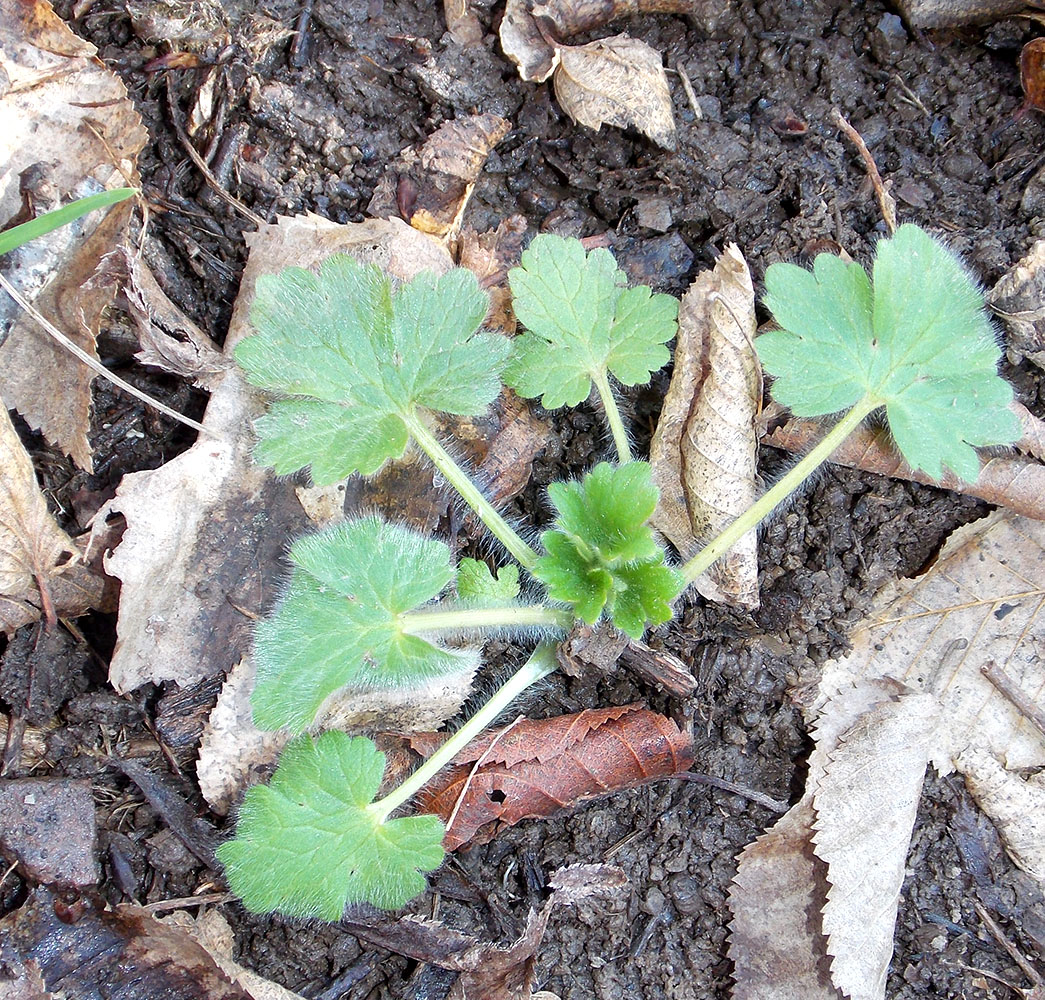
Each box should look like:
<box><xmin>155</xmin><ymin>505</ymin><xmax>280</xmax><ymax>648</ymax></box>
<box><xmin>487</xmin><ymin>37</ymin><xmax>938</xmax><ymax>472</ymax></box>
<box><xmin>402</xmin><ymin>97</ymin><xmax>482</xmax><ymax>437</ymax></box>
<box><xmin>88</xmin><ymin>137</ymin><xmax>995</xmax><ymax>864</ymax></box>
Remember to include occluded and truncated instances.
<box><xmin>1</xmin><ymin>887</ymin><xmax>252</xmax><ymax>1000</ymax></box>
<box><xmin>458</xmin><ymin>214</ymin><xmax>528</xmax><ymax>335</ymax></box>
<box><xmin>443</xmin><ymin>0</ymin><xmax>483</xmax><ymax>45</ymax></box>
<box><xmin>553</xmin><ymin>34</ymin><xmax>676</xmax><ymax>150</ymax></box>
<box><xmin>0</xmin><ymin>406</ymin><xmax>77</xmax><ymax>625</ymax></box>
<box><xmin>1021</xmin><ymin>37</ymin><xmax>1045</xmax><ymax>114</ymax></box>
<box><xmin>533</xmin><ymin>0</ymin><xmax>705</xmax><ymax>35</ymax></box>
<box><xmin>891</xmin><ymin>0</ymin><xmax>1038</xmax><ymax>28</ymax></box>
<box><xmin>342</xmin><ymin>864</ymin><xmax>627</xmax><ymax>1000</ymax></box>
<box><xmin>413</xmin><ymin>704</ymin><xmax>694</xmax><ymax>849</ymax></box>
<box><xmin>989</xmin><ymin>239</ymin><xmax>1045</xmax><ymax>369</ymax></box>
<box><xmin>650</xmin><ymin>244</ymin><xmax>760</xmax><ymax>608</ymax></box>
<box><xmin>764</xmin><ymin>415</ymin><xmax>1045</xmax><ymax>520</ymax></box>
<box><xmin>0</xmin><ymin>1</ymin><xmax>147</xmax><ymax>470</ymax></box>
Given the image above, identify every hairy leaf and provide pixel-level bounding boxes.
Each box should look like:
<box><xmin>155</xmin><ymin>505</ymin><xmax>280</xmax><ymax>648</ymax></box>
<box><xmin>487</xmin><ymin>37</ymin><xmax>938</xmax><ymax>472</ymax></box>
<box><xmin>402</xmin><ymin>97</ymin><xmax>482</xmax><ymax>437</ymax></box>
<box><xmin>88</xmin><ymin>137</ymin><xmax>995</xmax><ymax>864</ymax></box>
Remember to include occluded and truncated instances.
<box><xmin>505</xmin><ymin>235</ymin><xmax>677</xmax><ymax>408</ymax></box>
<box><xmin>235</xmin><ymin>255</ymin><xmax>509</xmax><ymax>485</ymax></box>
<box><xmin>252</xmin><ymin>516</ymin><xmax>472</xmax><ymax>733</ymax></box>
<box><xmin>218</xmin><ymin>732</ymin><xmax>445</xmax><ymax>917</ymax></box>
<box><xmin>456</xmin><ymin>558</ymin><xmax>521</xmax><ymax>605</ymax></box>
<box><xmin>534</xmin><ymin>462</ymin><xmax>680</xmax><ymax>637</ymax></box>
<box><xmin>760</xmin><ymin>224</ymin><xmax>1020</xmax><ymax>482</ymax></box>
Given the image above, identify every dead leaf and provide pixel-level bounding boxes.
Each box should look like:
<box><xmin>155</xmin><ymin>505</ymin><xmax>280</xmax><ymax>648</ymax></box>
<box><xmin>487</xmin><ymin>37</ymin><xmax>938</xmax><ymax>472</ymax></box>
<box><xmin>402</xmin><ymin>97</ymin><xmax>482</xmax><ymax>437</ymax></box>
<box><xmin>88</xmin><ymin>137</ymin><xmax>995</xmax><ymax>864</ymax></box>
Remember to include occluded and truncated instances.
<box><xmin>989</xmin><ymin>239</ymin><xmax>1045</xmax><ymax>370</ymax></box>
<box><xmin>413</xmin><ymin>704</ymin><xmax>694</xmax><ymax>849</ymax></box>
<box><xmin>342</xmin><ymin>864</ymin><xmax>626</xmax><ymax>1000</ymax></box>
<box><xmin>458</xmin><ymin>214</ymin><xmax>528</xmax><ymax>334</ymax></box>
<box><xmin>0</xmin><ymin>406</ymin><xmax>77</xmax><ymax>627</ymax></box>
<box><xmin>891</xmin><ymin>0</ymin><xmax>1040</xmax><ymax>28</ymax></box>
<box><xmin>0</xmin><ymin>0</ymin><xmax>147</xmax><ymax>469</ymax></box>
<box><xmin>444</xmin><ymin>0</ymin><xmax>483</xmax><ymax>45</ymax></box>
<box><xmin>553</xmin><ymin>34</ymin><xmax>676</xmax><ymax>150</ymax></box>
<box><xmin>764</xmin><ymin>414</ymin><xmax>1045</xmax><ymax>520</ymax></box>
<box><xmin>499</xmin><ymin>0</ymin><xmax>558</xmax><ymax>82</ymax></box>
<box><xmin>650</xmin><ymin>244</ymin><xmax>760</xmax><ymax>608</ymax></box>
<box><xmin>368</xmin><ymin>115</ymin><xmax>510</xmax><ymax>240</ymax></box>
<box><xmin>0</xmin><ymin>888</ymin><xmax>253</xmax><ymax>1000</ymax></box>
<box><xmin>1022</xmin><ymin>37</ymin><xmax>1045</xmax><ymax>114</ymax></box>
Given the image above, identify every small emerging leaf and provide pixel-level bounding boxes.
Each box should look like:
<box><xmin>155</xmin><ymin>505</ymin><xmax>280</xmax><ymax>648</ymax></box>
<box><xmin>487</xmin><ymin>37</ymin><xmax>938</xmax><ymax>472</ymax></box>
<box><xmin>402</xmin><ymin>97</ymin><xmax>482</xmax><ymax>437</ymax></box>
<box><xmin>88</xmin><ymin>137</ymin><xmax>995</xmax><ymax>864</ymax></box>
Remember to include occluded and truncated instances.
<box><xmin>457</xmin><ymin>558</ymin><xmax>521</xmax><ymax>605</ymax></box>
<box><xmin>218</xmin><ymin>732</ymin><xmax>445</xmax><ymax>918</ymax></box>
<box><xmin>235</xmin><ymin>255</ymin><xmax>509</xmax><ymax>485</ymax></box>
<box><xmin>506</xmin><ymin>235</ymin><xmax>678</xmax><ymax>409</ymax></box>
<box><xmin>760</xmin><ymin>224</ymin><xmax>1020</xmax><ymax>482</ymax></box>
<box><xmin>252</xmin><ymin>516</ymin><xmax>473</xmax><ymax>733</ymax></box>
<box><xmin>535</xmin><ymin>462</ymin><xmax>680</xmax><ymax>637</ymax></box>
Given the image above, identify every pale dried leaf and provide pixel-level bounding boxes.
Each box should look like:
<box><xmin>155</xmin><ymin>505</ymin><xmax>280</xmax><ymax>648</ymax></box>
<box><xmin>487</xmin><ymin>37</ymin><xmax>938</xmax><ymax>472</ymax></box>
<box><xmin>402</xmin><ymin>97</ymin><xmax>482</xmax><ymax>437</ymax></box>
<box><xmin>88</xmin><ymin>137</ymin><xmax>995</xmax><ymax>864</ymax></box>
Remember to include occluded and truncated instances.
<box><xmin>819</xmin><ymin>510</ymin><xmax>1045</xmax><ymax>773</ymax></box>
<box><xmin>444</xmin><ymin>0</ymin><xmax>483</xmax><ymax>45</ymax></box>
<box><xmin>0</xmin><ymin>3</ymin><xmax>146</xmax><ymax>469</ymax></box>
<box><xmin>0</xmin><ymin>406</ymin><xmax>76</xmax><ymax>610</ymax></box>
<box><xmin>650</xmin><ymin>244</ymin><xmax>760</xmax><ymax>608</ymax></box>
<box><xmin>91</xmin><ymin>215</ymin><xmax>452</xmax><ymax>693</ymax></box>
<box><xmin>499</xmin><ymin>0</ymin><xmax>558</xmax><ymax>82</ymax></box>
<box><xmin>1014</xmin><ymin>400</ymin><xmax>1045</xmax><ymax>462</ymax></box>
<box><xmin>553</xmin><ymin>34</ymin><xmax>676</xmax><ymax>151</ymax></box>
<box><xmin>989</xmin><ymin>238</ymin><xmax>1045</xmax><ymax>369</ymax></box>
<box><xmin>764</xmin><ymin>416</ymin><xmax>1045</xmax><ymax>520</ymax></box>
<box><xmin>813</xmin><ymin>690</ymin><xmax>939</xmax><ymax>1000</ymax></box>
<box><xmin>958</xmin><ymin>745</ymin><xmax>1045</xmax><ymax>882</ymax></box>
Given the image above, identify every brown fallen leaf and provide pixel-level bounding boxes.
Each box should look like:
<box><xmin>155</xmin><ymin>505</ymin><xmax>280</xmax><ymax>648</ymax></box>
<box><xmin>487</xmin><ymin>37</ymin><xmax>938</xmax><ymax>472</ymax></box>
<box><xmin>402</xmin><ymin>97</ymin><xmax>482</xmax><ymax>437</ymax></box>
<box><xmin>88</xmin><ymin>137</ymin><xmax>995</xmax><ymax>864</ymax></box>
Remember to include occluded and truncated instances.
<box><xmin>500</xmin><ymin>0</ymin><xmax>560</xmax><ymax>82</ymax></box>
<box><xmin>413</xmin><ymin>703</ymin><xmax>694</xmax><ymax>849</ymax></box>
<box><xmin>342</xmin><ymin>864</ymin><xmax>627</xmax><ymax>1000</ymax></box>
<box><xmin>0</xmin><ymin>406</ymin><xmax>78</xmax><ymax>629</ymax></box>
<box><xmin>764</xmin><ymin>414</ymin><xmax>1045</xmax><ymax>520</ymax></box>
<box><xmin>554</xmin><ymin>34</ymin><xmax>676</xmax><ymax>151</ymax></box>
<box><xmin>1021</xmin><ymin>37</ymin><xmax>1045</xmax><ymax>115</ymax></box>
<box><xmin>367</xmin><ymin>114</ymin><xmax>511</xmax><ymax>240</ymax></box>
<box><xmin>1</xmin><ymin>887</ymin><xmax>253</xmax><ymax>1000</ymax></box>
<box><xmin>0</xmin><ymin>0</ymin><xmax>147</xmax><ymax>470</ymax></box>
<box><xmin>989</xmin><ymin>239</ymin><xmax>1045</xmax><ymax>370</ymax></box>
<box><xmin>458</xmin><ymin>214</ymin><xmax>528</xmax><ymax>334</ymax></box>
<box><xmin>443</xmin><ymin>0</ymin><xmax>483</xmax><ymax>45</ymax></box>
<box><xmin>650</xmin><ymin>244</ymin><xmax>761</xmax><ymax>608</ymax></box>
<box><xmin>892</xmin><ymin>0</ymin><xmax>1039</xmax><ymax>27</ymax></box>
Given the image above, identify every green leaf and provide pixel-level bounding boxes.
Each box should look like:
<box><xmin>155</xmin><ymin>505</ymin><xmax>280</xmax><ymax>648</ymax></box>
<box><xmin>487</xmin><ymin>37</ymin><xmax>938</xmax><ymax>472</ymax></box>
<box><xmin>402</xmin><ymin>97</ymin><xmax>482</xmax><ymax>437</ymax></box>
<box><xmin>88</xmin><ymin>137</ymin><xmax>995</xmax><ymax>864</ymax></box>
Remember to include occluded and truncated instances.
<box><xmin>252</xmin><ymin>516</ymin><xmax>474</xmax><ymax>733</ymax></box>
<box><xmin>505</xmin><ymin>235</ymin><xmax>677</xmax><ymax>409</ymax></box>
<box><xmin>534</xmin><ymin>462</ymin><xmax>680</xmax><ymax>637</ymax></box>
<box><xmin>761</xmin><ymin>224</ymin><xmax>1020</xmax><ymax>481</ymax></box>
<box><xmin>0</xmin><ymin>188</ymin><xmax>137</xmax><ymax>256</ymax></box>
<box><xmin>234</xmin><ymin>255</ymin><xmax>509</xmax><ymax>485</ymax></box>
<box><xmin>218</xmin><ymin>732</ymin><xmax>445</xmax><ymax>917</ymax></box>
<box><xmin>456</xmin><ymin>558</ymin><xmax>521</xmax><ymax>605</ymax></box>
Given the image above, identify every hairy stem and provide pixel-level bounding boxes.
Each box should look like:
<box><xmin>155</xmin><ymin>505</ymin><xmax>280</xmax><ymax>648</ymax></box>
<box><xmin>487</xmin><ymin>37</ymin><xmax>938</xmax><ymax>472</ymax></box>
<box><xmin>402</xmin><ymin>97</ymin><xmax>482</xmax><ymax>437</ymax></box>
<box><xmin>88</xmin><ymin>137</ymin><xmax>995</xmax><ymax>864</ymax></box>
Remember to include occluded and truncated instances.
<box><xmin>369</xmin><ymin>641</ymin><xmax>559</xmax><ymax>822</ymax></box>
<box><xmin>680</xmin><ymin>397</ymin><xmax>880</xmax><ymax>587</ymax></box>
<box><xmin>404</xmin><ymin>413</ymin><xmax>539</xmax><ymax>571</ymax></box>
<box><xmin>591</xmin><ymin>370</ymin><xmax>632</xmax><ymax>463</ymax></box>
<box><xmin>399</xmin><ymin>605</ymin><xmax>574</xmax><ymax>633</ymax></box>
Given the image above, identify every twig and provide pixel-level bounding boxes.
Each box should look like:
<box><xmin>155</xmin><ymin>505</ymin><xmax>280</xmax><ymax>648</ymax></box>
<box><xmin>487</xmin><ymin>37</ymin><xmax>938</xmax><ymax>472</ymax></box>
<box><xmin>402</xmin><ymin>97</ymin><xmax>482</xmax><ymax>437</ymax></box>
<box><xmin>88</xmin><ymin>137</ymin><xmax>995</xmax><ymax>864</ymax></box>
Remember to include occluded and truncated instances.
<box><xmin>675</xmin><ymin>62</ymin><xmax>702</xmax><ymax>119</ymax></box>
<box><xmin>832</xmin><ymin>107</ymin><xmax>898</xmax><ymax>235</ymax></box>
<box><xmin>974</xmin><ymin>900</ymin><xmax>1044</xmax><ymax>988</ymax></box>
<box><xmin>142</xmin><ymin>891</ymin><xmax>234</xmax><ymax>913</ymax></box>
<box><xmin>981</xmin><ymin>660</ymin><xmax>1045</xmax><ymax>738</ymax></box>
<box><xmin>0</xmin><ymin>273</ymin><xmax>211</xmax><ymax>437</ymax></box>
<box><xmin>675</xmin><ymin>771</ymin><xmax>789</xmax><ymax>813</ymax></box>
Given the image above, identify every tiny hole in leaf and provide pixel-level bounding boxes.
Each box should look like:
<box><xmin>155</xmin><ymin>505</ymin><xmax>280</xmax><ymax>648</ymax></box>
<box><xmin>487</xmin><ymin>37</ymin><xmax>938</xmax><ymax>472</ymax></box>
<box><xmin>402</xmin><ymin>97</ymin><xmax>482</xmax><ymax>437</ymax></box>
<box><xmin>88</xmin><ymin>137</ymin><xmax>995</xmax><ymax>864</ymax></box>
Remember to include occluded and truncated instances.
<box><xmin>488</xmin><ymin>789</ymin><xmax>507</xmax><ymax>804</ymax></box>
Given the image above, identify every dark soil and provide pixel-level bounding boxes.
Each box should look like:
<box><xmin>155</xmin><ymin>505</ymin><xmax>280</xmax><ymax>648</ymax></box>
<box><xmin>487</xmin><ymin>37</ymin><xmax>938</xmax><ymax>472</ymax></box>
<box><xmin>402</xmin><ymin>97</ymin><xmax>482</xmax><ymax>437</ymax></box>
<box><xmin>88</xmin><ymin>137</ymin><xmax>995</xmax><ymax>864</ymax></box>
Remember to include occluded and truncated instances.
<box><xmin>5</xmin><ymin>0</ymin><xmax>1045</xmax><ymax>997</ymax></box>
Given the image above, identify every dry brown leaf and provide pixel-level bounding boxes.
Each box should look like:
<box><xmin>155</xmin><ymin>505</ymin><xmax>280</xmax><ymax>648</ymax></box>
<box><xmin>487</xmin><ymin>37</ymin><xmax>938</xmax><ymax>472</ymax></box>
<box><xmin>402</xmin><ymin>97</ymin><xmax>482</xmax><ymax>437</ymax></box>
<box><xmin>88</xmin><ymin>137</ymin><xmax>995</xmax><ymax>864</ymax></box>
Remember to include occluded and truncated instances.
<box><xmin>812</xmin><ymin>690</ymin><xmax>939</xmax><ymax>1000</ymax></box>
<box><xmin>443</xmin><ymin>0</ymin><xmax>483</xmax><ymax>45</ymax></box>
<box><xmin>553</xmin><ymin>34</ymin><xmax>676</xmax><ymax>151</ymax></box>
<box><xmin>0</xmin><ymin>406</ymin><xmax>77</xmax><ymax>627</ymax></box>
<box><xmin>892</xmin><ymin>0</ymin><xmax>1041</xmax><ymax>28</ymax></box>
<box><xmin>0</xmin><ymin>1</ymin><xmax>147</xmax><ymax>470</ymax></box>
<box><xmin>458</xmin><ymin>214</ymin><xmax>528</xmax><ymax>334</ymax></box>
<box><xmin>764</xmin><ymin>415</ymin><xmax>1045</xmax><ymax>520</ymax></box>
<box><xmin>990</xmin><ymin>239</ymin><xmax>1045</xmax><ymax>370</ymax></box>
<box><xmin>499</xmin><ymin>0</ymin><xmax>559</xmax><ymax>82</ymax></box>
<box><xmin>650</xmin><ymin>244</ymin><xmax>760</xmax><ymax>608</ymax></box>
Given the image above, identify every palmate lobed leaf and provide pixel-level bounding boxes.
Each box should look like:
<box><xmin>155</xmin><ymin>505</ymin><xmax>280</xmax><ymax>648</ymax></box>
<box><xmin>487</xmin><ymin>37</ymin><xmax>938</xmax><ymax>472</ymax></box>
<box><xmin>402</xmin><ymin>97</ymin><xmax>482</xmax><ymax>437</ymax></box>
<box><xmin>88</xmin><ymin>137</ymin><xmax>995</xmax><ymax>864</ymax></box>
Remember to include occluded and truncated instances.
<box><xmin>234</xmin><ymin>255</ymin><xmax>509</xmax><ymax>486</ymax></box>
<box><xmin>456</xmin><ymin>558</ymin><xmax>521</xmax><ymax>605</ymax></box>
<box><xmin>535</xmin><ymin>463</ymin><xmax>680</xmax><ymax>637</ymax></box>
<box><xmin>760</xmin><ymin>224</ymin><xmax>1020</xmax><ymax>482</ymax></box>
<box><xmin>505</xmin><ymin>234</ymin><xmax>678</xmax><ymax>409</ymax></box>
<box><xmin>252</xmin><ymin>516</ymin><xmax>473</xmax><ymax>733</ymax></box>
<box><xmin>217</xmin><ymin>731</ymin><xmax>445</xmax><ymax>918</ymax></box>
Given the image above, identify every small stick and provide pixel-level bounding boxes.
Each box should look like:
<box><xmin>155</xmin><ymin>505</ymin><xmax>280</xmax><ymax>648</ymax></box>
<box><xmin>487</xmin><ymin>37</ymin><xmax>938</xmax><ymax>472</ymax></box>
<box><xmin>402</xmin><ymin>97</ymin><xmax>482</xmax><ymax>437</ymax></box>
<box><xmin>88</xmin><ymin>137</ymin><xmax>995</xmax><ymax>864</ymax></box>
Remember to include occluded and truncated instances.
<box><xmin>142</xmin><ymin>891</ymin><xmax>234</xmax><ymax>913</ymax></box>
<box><xmin>832</xmin><ymin>107</ymin><xmax>898</xmax><ymax>235</ymax></box>
<box><xmin>974</xmin><ymin>900</ymin><xmax>1044</xmax><ymax>987</ymax></box>
<box><xmin>981</xmin><ymin>660</ymin><xmax>1045</xmax><ymax>738</ymax></box>
<box><xmin>675</xmin><ymin>62</ymin><xmax>702</xmax><ymax>119</ymax></box>
<box><xmin>675</xmin><ymin>771</ymin><xmax>789</xmax><ymax>813</ymax></box>
<box><xmin>0</xmin><ymin>273</ymin><xmax>211</xmax><ymax>437</ymax></box>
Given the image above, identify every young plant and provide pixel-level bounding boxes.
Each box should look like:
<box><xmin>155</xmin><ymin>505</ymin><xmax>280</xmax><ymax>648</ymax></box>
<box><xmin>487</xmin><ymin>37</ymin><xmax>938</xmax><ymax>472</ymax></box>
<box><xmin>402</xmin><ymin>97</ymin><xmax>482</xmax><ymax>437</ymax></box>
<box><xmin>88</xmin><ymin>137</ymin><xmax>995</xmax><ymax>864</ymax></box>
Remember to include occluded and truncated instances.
<box><xmin>219</xmin><ymin>225</ymin><xmax>1019</xmax><ymax>919</ymax></box>
<box><xmin>0</xmin><ymin>187</ymin><xmax>137</xmax><ymax>256</ymax></box>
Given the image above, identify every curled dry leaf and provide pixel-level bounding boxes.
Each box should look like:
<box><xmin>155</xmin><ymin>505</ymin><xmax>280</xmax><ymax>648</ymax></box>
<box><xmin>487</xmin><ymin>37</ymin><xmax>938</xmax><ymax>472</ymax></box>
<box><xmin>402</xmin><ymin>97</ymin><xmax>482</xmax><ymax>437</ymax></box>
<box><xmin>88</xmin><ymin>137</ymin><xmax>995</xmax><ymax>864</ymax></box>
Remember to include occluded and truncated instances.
<box><xmin>650</xmin><ymin>244</ymin><xmax>760</xmax><ymax>608</ymax></box>
<box><xmin>554</xmin><ymin>34</ymin><xmax>676</xmax><ymax>150</ymax></box>
<box><xmin>0</xmin><ymin>406</ymin><xmax>77</xmax><ymax>627</ymax></box>
<box><xmin>989</xmin><ymin>239</ymin><xmax>1045</xmax><ymax>370</ymax></box>
<box><xmin>0</xmin><ymin>0</ymin><xmax>147</xmax><ymax>470</ymax></box>
<box><xmin>413</xmin><ymin>703</ymin><xmax>694</xmax><ymax>849</ymax></box>
<box><xmin>500</xmin><ymin>0</ymin><xmax>559</xmax><ymax>82</ymax></box>
<box><xmin>764</xmin><ymin>413</ymin><xmax>1045</xmax><ymax>520</ymax></box>
<box><xmin>443</xmin><ymin>0</ymin><xmax>484</xmax><ymax>45</ymax></box>
<box><xmin>891</xmin><ymin>0</ymin><xmax>1037</xmax><ymax>28</ymax></box>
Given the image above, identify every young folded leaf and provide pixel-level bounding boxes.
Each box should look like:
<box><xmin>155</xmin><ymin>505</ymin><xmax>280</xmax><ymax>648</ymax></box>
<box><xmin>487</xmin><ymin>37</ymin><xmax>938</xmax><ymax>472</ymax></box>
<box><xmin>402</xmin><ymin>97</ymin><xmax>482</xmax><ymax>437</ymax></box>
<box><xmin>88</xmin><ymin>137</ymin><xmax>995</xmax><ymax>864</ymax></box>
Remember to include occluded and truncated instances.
<box><xmin>217</xmin><ymin>732</ymin><xmax>445</xmax><ymax>918</ymax></box>
<box><xmin>758</xmin><ymin>225</ymin><xmax>1020</xmax><ymax>482</ymax></box>
<box><xmin>506</xmin><ymin>234</ymin><xmax>677</xmax><ymax>460</ymax></box>
<box><xmin>235</xmin><ymin>255</ymin><xmax>509</xmax><ymax>485</ymax></box>
<box><xmin>252</xmin><ymin>516</ymin><xmax>474</xmax><ymax>733</ymax></box>
<box><xmin>535</xmin><ymin>462</ymin><xmax>680</xmax><ymax>638</ymax></box>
